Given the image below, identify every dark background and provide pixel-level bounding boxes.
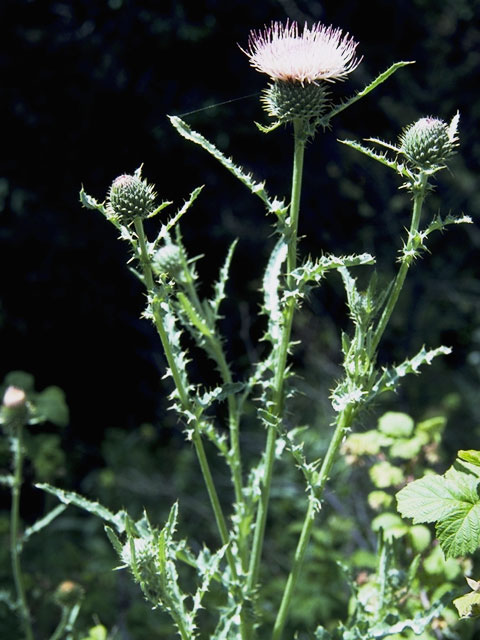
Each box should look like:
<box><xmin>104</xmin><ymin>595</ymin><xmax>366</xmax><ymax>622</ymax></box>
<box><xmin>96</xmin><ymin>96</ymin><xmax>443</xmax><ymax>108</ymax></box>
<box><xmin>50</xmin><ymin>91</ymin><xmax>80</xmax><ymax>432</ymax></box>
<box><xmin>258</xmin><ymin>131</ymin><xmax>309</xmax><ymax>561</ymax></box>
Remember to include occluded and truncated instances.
<box><xmin>1</xmin><ymin>0</ymin><xmax>480</xmax><ymax>474</ymax></box>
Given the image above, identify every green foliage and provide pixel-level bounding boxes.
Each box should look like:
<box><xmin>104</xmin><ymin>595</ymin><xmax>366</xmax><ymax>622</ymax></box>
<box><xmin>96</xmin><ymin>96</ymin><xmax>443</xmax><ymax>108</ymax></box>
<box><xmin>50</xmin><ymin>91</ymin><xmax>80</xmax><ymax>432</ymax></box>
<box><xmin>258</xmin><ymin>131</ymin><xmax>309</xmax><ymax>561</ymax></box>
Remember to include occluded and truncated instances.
<box><xmin>397</xmin><ymin>452</ymin><xmax>480</xmax><ymax>558</ymax></box>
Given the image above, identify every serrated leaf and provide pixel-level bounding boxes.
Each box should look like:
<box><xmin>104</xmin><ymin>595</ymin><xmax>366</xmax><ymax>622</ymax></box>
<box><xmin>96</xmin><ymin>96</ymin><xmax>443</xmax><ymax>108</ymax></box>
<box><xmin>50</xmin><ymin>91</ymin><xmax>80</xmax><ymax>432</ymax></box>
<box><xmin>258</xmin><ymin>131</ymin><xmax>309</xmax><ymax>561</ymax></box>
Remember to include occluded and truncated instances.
<box><xmin>397</xmin><ymin>466</ymin><xmax>480</xmax><ymax>557</ymax></box>
<box><xmin>22</xmin><ymin>504</ymin><xmax>67</xmax><ymax>545</ymax></box>
<box><xmin>169</xmin><ymin>115</ymin><xmax>274</xmax><ymax>208</ymax></box>
<box><xmin>36</xmin><ymin>483</ymin><xmax>127</xmax><ymax>532</ymax></box>
<box><xmin>105</xmin><ymin>525</ymin><xmax>124</xmax><ymax>557</ymax></box>
<box><xmin>177</xmin><ymin>291</ymin><xmax>212</xmax><ymax>337</ymax></box>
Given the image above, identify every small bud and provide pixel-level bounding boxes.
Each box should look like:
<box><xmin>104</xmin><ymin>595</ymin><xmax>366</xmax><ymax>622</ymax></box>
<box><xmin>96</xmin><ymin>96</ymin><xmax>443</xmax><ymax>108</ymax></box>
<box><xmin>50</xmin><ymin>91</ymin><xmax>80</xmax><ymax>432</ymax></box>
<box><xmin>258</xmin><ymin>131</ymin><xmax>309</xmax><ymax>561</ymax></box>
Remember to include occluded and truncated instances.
<box><xmin>262</xmin><ymin>80</ymin><xmax>329</xmax><ymax>122</ymax></box>
<box><xmin>107</xmin><ymin>172</ymin><xmax>156</xmax><ymax>223</ymax></box>
<box><xmin>3</xmin><ymin>386</ymin><xmax>26</xmax><ymax>409</ymax></box>
<box><xmin>1</xmin><ymin>386</ymin><xmax>29</xmax><ymax>428</ymax></box>
<box><xmin>152</xmin><ymin>244</ymin><xmax>184</xmax><ymax>279</ymax></box>
<box><xmin>54</xmin><ymin>580</ymin><xmax>85</xmax><ymax>607</ymax></box>
<box><xmin>400</xmin><ymin>113</ymin><xmax>459</xmax><ymax>170</ymax></box>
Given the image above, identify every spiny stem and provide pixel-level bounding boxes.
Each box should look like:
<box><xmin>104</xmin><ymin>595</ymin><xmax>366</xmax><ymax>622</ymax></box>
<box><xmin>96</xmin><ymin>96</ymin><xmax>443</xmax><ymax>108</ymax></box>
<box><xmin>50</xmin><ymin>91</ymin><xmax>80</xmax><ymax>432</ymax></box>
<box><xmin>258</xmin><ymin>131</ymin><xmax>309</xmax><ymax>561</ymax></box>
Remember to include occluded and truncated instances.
<box><xmin>133</xmin><ymin>217</ymin><xmax>238</xmax><ymax>579</ymax></box>
<box><xmin>371</xmin><ymin>172</ymin><xmax>428</xmax><ymax>354</ymax></box>
<box><xmin>272</xmin><ymin>405</ymin><xmax>355</xmax><ymax>640</ymax></box>
<box><xmin>10</xmin><ymin>422</ymin><xmax>35</xmax><ymax>640</ymax></box>
<box><xmin>271</xmin><ymin>174</ymin><xmax>429</xmax><ymax>639</ymax></box>
<box><xmin>180</xmin><ymin>255</ymin><xmax>244</xmax><ymax>528</ymax></box>
<box><xmin>247</xmin><ymin>119</ymin><xmax>307</xmax><ymax>593</ymax></box>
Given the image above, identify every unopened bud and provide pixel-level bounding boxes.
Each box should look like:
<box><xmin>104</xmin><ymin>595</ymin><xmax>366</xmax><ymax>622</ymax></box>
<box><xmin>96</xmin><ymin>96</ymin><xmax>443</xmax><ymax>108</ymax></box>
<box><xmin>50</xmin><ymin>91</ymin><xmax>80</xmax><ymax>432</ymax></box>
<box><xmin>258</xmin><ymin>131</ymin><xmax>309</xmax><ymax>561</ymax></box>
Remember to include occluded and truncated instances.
<box><xmin>152</xmin><ymin>244</ymin><xmax>184</xmax><ymax>279</ymax></box>
<box><xmin>107</xmin><ymin>172</ymin><xmax>156</xmax><ymax>223</ymax></box>
<box><xmin>54</xmin><ymin>580</ymin><xmax>85</xmax><ymax>607</ymax></box>
<box><xmin>400</xmin><ymin>114</ymin><xmax>459</xmax><ymax>170</ymax></box>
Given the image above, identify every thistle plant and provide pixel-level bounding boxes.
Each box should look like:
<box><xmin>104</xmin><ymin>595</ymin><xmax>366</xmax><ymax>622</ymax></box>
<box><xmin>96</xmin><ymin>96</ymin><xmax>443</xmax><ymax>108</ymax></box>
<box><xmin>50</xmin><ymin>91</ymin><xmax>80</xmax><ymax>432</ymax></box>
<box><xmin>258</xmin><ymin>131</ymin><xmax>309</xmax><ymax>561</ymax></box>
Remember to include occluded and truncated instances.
<box><xmin>36</xmin><ymin>19</ymin><xmax>471</xmax><ymax>639</ymax></box>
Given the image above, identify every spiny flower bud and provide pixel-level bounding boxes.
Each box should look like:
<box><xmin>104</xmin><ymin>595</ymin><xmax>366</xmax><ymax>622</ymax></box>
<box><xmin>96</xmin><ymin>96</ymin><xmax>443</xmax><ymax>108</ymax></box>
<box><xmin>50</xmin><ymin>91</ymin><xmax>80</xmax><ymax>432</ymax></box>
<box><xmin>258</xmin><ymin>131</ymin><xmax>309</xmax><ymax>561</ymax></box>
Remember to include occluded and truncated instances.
<box><xmin>262</xmin><ymin>81</ymin><xmax>329</xmax><ymax>122</ymax></box>
<box><xmin>400</xmin><ymin>113</ymin><xmax>459</xmax><ymax>170</ymax></box>
<box><xmin>107</xmin><ymin>173</ymin><xmax>156</xmax><ymax>223</ymax></box>
<box><xmin>152</xmin><ymin>244</ymin><xmax>183</xmax><ymax>278</ymax></box>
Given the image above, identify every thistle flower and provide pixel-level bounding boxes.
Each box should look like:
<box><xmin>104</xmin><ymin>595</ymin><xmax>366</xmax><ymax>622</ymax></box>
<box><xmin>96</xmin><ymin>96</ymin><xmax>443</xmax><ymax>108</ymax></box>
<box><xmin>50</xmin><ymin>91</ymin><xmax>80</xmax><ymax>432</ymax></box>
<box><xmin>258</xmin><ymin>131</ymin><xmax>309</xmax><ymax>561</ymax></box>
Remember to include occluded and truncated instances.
<box><xmin>399</xmin><ymin>113</ymin><xmax>459</xmax><ymax>170</ymax></box>
<box><xmin>243</xmin><ymin>20</ymin><xmax>361</xmax><ymax>123</ymax></box>
<box><xmin>244</xmin><ymin>20</ymin><xmax>361</xmax><ymax>85</ymax></box>
<box><xmin>107</xmin><ymin>171</ymin><xmax>156</xmax><ymax>223</ymax></box>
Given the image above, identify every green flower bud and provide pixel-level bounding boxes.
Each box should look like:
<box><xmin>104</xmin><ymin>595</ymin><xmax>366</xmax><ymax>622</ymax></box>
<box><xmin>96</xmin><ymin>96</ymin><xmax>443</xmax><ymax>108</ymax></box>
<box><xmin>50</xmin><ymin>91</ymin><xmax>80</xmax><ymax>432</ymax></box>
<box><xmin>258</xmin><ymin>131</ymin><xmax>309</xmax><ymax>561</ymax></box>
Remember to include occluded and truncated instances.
<box><xmin>400</xmin><ymin>114</ymin><xmax>459</xmax><ymax>170</ymax></box>
<box><xmin>152</xmin><ymin>244</ymin><xmax>183</xmax><ymax>278</ymax></box>
<box><xmin>107</xmin><ymin>173</ymin><xmax>156</xmax><ymax>223</ymax></box>
<box><xmin>262</xmin><ymin>80</ymin><xmax>329</xmax><ymax>122</ymax></box>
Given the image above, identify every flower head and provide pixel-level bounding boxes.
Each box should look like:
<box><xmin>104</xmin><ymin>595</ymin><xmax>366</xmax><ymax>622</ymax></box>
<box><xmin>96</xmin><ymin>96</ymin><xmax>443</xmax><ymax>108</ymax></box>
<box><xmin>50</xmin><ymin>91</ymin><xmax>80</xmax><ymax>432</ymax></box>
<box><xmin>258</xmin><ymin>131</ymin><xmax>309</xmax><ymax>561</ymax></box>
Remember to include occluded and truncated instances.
<box><xmin>399</xmin><ymin>113</ymin><xmax>459</xmax><ymax>170</ymax></box>
<box><xmin>107</xmin><ymin>170</ymin><xmax>156</xmax><ymax>223</ymax></box>
<box><xmin>244</xmin><ymin>20</ymin><xmax>361</xmax><ymax>85</ymax></box>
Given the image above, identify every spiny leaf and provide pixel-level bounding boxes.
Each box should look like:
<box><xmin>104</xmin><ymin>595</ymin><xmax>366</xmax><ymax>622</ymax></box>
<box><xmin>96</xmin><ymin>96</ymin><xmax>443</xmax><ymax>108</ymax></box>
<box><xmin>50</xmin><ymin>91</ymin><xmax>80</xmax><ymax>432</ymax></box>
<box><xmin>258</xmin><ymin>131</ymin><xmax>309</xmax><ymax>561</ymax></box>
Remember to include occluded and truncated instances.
<box><xmin>169</xmin><ymin>116</ymin><xmax>274</xmax><ymax>208</ymax></box>
<box><xmin>177</xmin><ymin>292</ymin><xmax>212</xmax><ymax>338</ymax></box>
<box><xmin>21</xmin><ymin>504</ymin><xmax>67</xmax><ymax>546</ymax></box>
<box><xmin>263</xmin><ymin>238</ymin><xmax>288</xmax><ymax>344</ymax></box>
<box><xmin>209</xmin><ymin>239</ymin><xmax>238</xmax><ymax>320</ymax></box>
<box><xmin>322</xmin><ymin>61</ymin><xmax>415</xmax><ymax>124</ymax></box>
<box><xmin>36</xmin><ymin>483</ymin><xmax>127</xmax><ymax>533</ymax></box>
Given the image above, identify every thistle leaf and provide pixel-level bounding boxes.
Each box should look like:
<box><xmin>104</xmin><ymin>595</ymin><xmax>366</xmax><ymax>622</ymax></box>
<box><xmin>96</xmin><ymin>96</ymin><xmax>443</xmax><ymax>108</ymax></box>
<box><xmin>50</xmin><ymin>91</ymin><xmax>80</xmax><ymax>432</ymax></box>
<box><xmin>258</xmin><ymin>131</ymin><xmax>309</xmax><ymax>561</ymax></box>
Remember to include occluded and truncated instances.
<box><xmin>36</xmin><ymin>483</ymin><xmax>127</xmax><ymax>533</ymax></box>
<box><xmin>322</xmin><ymin>61</ymin><xmax>415</xmax><ymax>124</ymax></box>
<box><xmin>169</xmin><ymin>116</ymin><xmax>274</xmax><ymax>208</ymax></box>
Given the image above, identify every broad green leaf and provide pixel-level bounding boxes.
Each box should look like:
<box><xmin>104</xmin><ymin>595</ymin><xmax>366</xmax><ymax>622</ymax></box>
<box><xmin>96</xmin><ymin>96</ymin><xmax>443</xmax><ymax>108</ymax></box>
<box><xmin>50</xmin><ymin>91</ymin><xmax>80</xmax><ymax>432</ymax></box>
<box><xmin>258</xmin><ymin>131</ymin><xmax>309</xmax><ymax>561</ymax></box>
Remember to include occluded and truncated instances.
<box><xmin>397</xmin><ymin>465</ymin><xmax>480</xmax><ymax>557</ymax></box>
<box><xmin>436</xmin><ymin>501</ymin><xmax>480</xmax><ymax>557</ymax></box>
<box><xmin>369</xmin><ymin>461</ymin><xmax>403</xmax><ymax>488</ymax></box>
<box><xmin>397</xmin><ymin>467</ymin><xmax>479</xmax><ymax>524</ymax></box>
<box><xmin>378</xmin><ymin>411</ymin><xmax>414</xmax><ymax>437</ymax></box>
<box><xmin>458</xmin><ymin>450</ymin><xmax>480</xmax><ymax>467</ymax></box>
<box><xmin>33</xmin><ymin>386</ymin><xmax>69</xmax><ymax>427</ymax></box>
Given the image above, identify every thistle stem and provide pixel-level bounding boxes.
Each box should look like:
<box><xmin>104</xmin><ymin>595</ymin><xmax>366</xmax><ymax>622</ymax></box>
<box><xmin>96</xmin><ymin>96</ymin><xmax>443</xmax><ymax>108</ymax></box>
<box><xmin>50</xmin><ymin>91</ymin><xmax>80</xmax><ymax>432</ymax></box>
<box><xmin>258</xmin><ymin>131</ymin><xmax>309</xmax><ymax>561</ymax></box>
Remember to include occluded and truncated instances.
<box><xmin>272</xmin><ymin>404</ymin><xmax>355</xmax><ymax>640</ymax></box>
<box><xmin>133</xmin><ymin>218</ymin><xmax>238</xmax><ymax>580</ymax></box>
<box><xmin>247</xmin><ymin>119</ymin><xmax>307</xmax><ymax>593</ymax></box>
<box><xmin>271</xmin><ymin>174</ymin><xmax>428</xmax><ymax>640</ymax></box>
<box><xmin>10</xmin><ymin>421</ymin><xmax>35</xmax><ymax>640</ymax></box>
<box><xmin>180</xmin><ymin>258</ymin><xmax>245</xmax><ymax>550</ymax></box>
<box><xmin>371</xmin><ymin>172</ymin><xmax>427</xmax><ymax>354</ymax></box>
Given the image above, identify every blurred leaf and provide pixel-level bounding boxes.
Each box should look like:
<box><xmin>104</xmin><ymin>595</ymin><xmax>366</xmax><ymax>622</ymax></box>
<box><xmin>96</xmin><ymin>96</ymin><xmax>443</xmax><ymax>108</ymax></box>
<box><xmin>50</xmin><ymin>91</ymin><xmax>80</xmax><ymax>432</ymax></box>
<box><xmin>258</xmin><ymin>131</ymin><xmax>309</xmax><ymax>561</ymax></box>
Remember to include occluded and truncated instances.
<box><xmin>378</xmin><ymin>412</ymin><xmax>414</xmax><ymax>438</ymax></box>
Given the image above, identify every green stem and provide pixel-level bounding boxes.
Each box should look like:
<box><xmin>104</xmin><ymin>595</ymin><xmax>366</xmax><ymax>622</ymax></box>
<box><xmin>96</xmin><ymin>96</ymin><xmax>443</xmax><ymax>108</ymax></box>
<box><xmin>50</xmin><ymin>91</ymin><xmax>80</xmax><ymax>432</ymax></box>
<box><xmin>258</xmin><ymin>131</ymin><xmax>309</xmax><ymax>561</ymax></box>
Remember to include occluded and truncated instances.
<box><xmin>10</xmin><ymin>422</ymin><xmax>35</xmax><ymax>640</ymax></box>
<box><xmin>271</xmin><ymin>174</ymin><xmax>428</xmax><ymax>639</ymax></box>
<box><xmin>272</xmin><ymin>404</ymin><xmax>356</xmax><ymax>640</ymax></box>
<box><xmin>134</xmin><ymin>218</ymin><xmax>237</xmax><ymax>575</ymax></box>
<box><xmin>247</xmin><ymin>119</ymin><xmax>307</xmax><ymax>593</ymax></box>
<box><xmin>371</xmin><ymin>173</ymin><xmax>427</xmax><ymax>354</ymax></box>
<box><xmin>181</xmin><ymin>259</ymin><xmax>244</xmax><ymax>523</ymax></box>
<box><xmin>134</xmin><ymin>218</ymin><xmax>249</xmax><ymax>639</ymax></box>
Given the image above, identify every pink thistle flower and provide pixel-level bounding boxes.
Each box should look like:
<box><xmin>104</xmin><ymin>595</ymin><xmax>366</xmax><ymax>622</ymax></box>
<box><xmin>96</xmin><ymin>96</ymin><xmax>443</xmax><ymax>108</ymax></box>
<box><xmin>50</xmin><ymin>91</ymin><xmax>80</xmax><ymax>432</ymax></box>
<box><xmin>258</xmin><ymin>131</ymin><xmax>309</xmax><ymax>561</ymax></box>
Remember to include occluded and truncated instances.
<box><xmin>243</xmin><ymin>20</ymin><xmax>361</xmax><ymax>85</ymax></box>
